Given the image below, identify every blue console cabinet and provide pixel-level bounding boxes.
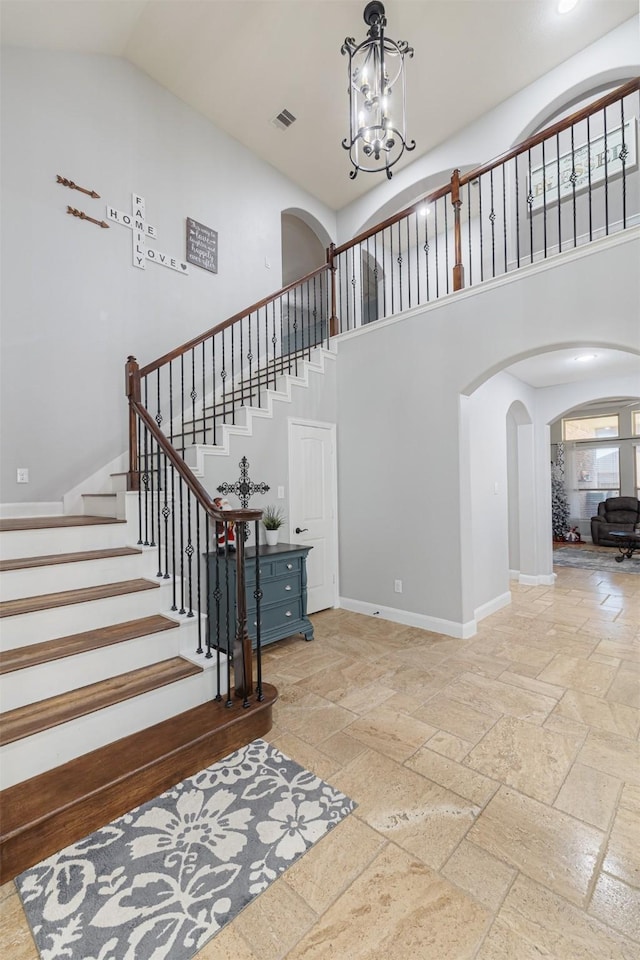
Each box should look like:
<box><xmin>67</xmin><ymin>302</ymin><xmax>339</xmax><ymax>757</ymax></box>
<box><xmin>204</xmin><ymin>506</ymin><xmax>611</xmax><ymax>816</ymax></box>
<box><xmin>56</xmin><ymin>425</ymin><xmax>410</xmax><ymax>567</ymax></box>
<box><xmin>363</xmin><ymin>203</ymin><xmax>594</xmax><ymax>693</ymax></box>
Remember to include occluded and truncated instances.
<box><xmin>207</xmin><ymin>542</ymin><xmax>314</xmax><ymax>649</ymax></box>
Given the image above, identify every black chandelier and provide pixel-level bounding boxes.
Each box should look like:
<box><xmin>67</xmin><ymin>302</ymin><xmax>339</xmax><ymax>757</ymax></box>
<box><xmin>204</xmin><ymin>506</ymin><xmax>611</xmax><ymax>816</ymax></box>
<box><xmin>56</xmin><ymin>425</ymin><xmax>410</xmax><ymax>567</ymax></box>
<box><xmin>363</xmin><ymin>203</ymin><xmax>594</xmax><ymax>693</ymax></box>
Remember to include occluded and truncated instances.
<box><xmin>341</xmin><ymin>1</ymin><xmax>415</xmax><ymax>180</ymax></box>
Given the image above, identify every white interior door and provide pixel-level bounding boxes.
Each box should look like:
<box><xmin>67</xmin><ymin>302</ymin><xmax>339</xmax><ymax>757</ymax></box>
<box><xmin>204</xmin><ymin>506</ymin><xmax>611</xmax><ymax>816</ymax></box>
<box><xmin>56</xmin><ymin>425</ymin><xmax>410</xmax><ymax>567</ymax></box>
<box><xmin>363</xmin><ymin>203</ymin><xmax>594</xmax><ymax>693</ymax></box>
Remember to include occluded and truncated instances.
<box><xmin>288</xmin><ymin>419</ymin><xmax>338</xmax><ymax>614</ymax></box>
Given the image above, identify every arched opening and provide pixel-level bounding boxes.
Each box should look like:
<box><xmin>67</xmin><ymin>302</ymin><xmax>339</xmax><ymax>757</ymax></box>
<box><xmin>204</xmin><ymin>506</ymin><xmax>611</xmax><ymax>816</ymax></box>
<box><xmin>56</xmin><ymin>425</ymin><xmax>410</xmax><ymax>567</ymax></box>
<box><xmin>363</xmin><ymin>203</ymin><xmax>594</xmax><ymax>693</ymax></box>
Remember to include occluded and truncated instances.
<box><xmin>280</xmin><ymin>210</ymin><xmax>328</xmax><ymax>286</ymax></box>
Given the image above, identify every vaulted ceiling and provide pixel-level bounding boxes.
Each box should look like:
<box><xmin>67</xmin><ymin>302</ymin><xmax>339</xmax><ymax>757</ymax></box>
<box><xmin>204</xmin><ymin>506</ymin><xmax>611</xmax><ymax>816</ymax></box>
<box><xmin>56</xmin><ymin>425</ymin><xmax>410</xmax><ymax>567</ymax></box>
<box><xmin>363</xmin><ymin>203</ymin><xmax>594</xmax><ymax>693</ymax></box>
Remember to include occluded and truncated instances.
<box><xmin>1</xmin><ymin>0</ymin><xmax>636</xmax><ymax>211</ymax></box>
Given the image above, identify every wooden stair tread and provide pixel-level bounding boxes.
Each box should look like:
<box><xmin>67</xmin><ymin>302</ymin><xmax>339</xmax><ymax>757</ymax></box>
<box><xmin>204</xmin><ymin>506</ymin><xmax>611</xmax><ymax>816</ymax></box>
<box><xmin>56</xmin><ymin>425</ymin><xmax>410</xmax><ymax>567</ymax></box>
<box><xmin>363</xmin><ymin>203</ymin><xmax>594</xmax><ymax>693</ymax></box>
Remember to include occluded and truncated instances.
<box><xmin>0</xmin><ymin>657</ymin><xmax>202</xmax><ymax>746</ymax></box>
<box><xmin>0</xmin><ymin>546</ymin><xmax>141</xmax><ymax>573</ymax></box>
<box><xmin>0</xmin><ymin>615</ymin><xmax>178</xmax><ymax>675</ymax></box>
<box><xmin>0</xmin><ymin>577</ymin><xmax>159</xmax><ymax>618</ymax></box>
<box><xmin>0</xmin><ymin>684</ymin><xmax>277</xmax><ymax>883</ymax></box>
<box><xmin>0</xmin><ymin>515</ymin><xmax>126</xmax><ymax>532</ymax></box>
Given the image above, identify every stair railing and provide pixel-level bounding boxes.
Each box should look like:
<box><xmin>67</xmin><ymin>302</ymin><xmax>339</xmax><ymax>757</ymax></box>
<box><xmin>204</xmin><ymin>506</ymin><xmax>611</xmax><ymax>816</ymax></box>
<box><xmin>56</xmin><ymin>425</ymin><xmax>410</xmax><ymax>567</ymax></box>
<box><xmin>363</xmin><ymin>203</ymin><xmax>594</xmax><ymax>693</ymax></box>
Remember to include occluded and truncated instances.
<box><xmin>126</xmin><ymin>359</ymin><xmax>263</xmax><ymax>705</ymax></box>
<box><xmin>328</xmin><ymin>77</ymin><xmax>639</xmax><ymax>330</ymax></box>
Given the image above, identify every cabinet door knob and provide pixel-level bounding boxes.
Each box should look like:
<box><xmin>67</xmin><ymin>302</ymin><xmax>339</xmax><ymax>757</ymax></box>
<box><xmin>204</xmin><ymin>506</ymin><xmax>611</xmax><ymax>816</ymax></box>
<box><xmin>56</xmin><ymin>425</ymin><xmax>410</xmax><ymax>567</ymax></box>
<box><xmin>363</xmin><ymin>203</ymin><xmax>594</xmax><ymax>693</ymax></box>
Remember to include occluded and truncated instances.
<box><xmin>284</xmin><ymin>584</ymin><xmax>292</xmax><ymax>591</ymax></box>
<box><xmin>285</xmin><ymin>611</ymin><xmax>292</xmax><ymax>617</ymax></box>
<box><xmin>286</xmin><ymin>563</ymin><xmax>293</xmax><ymax>570</ymax></box>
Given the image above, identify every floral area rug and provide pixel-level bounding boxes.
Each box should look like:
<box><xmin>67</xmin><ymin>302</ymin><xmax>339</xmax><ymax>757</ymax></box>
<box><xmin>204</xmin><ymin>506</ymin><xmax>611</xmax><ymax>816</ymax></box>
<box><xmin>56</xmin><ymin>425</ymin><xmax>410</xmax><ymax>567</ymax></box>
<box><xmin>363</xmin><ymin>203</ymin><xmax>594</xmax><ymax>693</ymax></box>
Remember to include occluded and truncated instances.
<box><xmin>553</xmin><ymin>546</ymin><xmax>640</xmax><ymax>575</ymax></box>
<box><xmin>16</xmin><ymin>740</ymin><xmax>356</xmax><ymax>960</ymax></box>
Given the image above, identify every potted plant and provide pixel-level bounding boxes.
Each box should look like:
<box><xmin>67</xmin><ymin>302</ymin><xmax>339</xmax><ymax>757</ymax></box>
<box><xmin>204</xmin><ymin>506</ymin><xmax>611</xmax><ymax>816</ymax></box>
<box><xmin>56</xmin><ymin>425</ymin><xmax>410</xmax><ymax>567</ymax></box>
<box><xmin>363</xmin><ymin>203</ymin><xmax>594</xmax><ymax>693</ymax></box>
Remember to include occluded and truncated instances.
<box><xmin>262</xmin><ymin>504</ymin><xmax>286</xmax><ymax>546</ymax></box>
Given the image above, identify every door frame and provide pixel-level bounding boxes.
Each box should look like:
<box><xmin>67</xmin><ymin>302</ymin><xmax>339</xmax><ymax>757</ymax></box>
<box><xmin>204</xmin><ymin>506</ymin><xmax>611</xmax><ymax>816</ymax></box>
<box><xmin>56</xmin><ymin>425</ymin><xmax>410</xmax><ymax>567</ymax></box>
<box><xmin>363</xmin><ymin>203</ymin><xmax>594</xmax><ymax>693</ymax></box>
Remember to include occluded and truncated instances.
<box><xmin>287</xmin><ymin>416</ymin><xmax>340</xmax><ymax>611</ymax></box>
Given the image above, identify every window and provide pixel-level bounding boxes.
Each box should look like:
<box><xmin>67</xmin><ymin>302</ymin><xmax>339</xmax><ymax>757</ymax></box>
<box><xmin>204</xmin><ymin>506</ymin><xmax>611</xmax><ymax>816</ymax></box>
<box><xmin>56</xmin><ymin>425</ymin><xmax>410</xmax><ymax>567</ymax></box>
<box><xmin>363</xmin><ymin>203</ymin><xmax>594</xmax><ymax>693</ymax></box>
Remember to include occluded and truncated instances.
<box><xmin>571</xmin><ymin>444</ymin><xmax>620</xmax><ymax>519</ymax></box>
<box><xmin>633</xmin><ymin>411</ymin><xmax>640</xmax><ymax>436</ymax></box>
<box><xmin>563</xmin><ymin>414</ymin><xmax>619</xmax><ymax>441</ymax></box>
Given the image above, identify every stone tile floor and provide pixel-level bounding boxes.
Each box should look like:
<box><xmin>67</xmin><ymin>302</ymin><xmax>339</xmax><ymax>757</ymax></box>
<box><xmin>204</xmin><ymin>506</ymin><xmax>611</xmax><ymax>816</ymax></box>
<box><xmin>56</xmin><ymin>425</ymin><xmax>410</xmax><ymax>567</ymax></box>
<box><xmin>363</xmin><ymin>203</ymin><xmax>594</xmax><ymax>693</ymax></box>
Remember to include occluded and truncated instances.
<box><xmin>2</xmin><ymin>562</ymin><xmax>639</xmax><ymax>959</ymax></box>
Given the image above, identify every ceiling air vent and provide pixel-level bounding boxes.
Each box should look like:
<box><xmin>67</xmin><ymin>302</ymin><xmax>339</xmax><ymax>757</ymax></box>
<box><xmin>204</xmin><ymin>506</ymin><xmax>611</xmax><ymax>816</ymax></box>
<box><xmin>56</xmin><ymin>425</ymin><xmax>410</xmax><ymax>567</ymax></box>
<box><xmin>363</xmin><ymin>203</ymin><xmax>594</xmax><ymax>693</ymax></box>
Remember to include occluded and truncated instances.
<box><xmin>271</xmin><ymin>108</ymin><xmax>296</xmax><ymax>131</ymax></box>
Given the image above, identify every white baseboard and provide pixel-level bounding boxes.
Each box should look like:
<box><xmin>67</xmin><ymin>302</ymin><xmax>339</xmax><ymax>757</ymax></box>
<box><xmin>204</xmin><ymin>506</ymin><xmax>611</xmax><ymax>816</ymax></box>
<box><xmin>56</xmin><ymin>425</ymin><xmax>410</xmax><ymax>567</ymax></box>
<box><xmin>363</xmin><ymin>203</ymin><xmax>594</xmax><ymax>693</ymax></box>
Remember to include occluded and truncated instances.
<box><xmin>474</xmin><ymin>591</ymin><xmax>511</xmax><ymax>623</ymax></box>
<box><xmin>519</xmin><ymin>572</ymin><xmax>556</xmax><ymax>586</ymax></box>
<box><xmin>0</xmin><ymin>501</ymin><xmax>63</xmax><ymax>519</ymax></box>
<box><xmin>338</xmin><ymin>596</ymin><xmax>477</xmax><ymax>640</ymax></box>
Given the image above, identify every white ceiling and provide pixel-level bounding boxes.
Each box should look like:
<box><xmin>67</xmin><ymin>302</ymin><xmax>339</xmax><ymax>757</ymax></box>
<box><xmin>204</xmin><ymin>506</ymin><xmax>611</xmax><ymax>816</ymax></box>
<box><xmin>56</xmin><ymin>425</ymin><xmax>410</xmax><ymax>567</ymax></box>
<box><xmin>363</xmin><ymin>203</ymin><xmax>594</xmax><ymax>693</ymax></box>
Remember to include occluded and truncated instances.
<box><xmin>1</xmin><ymin>0</ymin><xmax>636</xmax><ymax>211</ymax></box>
<box><xmin>507</xmin><ymin>348</ymin><xmax>640</xmax><ymax>391</ymax></box>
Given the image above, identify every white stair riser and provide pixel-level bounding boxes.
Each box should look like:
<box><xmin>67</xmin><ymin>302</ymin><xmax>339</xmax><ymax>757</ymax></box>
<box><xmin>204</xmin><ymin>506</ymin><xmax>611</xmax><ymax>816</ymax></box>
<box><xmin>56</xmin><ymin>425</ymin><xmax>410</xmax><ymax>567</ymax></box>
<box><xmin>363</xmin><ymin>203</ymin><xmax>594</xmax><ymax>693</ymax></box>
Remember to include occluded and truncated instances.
<box><xmin>0</xmin><ymin>581</ymin><xmax>178</xmax><ymax>648</ymax></box>
<box><xmin>0</xmin><ymin>622</ymin><xmax>212</xmax><ymax>710</ymax></box>
<box><xmin>0</xmin><ymin>551</ymin><xmax>159</xmax><ymax>601</ymax></box>
<box><xmin>81</xmin><ymin>495</ymin><xmax>121</xmax><ymax>518</ymax></box>
<box><xmin>0</xmin><ymin>524</ymin><xmax>130</xmax><ymax>561</ymax></box>
<box><xmin>0</xmin><ymin>669</ymin><xmax>227</xmax><ymax>789</ymax></box>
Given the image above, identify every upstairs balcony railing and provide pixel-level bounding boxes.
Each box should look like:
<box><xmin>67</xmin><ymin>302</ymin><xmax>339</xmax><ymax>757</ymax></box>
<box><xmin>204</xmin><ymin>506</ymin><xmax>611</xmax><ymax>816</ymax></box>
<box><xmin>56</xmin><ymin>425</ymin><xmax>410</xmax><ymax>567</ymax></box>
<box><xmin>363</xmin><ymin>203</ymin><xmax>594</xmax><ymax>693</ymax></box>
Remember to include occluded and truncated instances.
<box><xmin>331</xmin><ymin>77</ymin><xmax>639</xmax><ymax>331</ymax></box>
<box><xmin>126</xmin><ymin>79</ymin><xmax>638</xmax><ymax>703</ymax></box>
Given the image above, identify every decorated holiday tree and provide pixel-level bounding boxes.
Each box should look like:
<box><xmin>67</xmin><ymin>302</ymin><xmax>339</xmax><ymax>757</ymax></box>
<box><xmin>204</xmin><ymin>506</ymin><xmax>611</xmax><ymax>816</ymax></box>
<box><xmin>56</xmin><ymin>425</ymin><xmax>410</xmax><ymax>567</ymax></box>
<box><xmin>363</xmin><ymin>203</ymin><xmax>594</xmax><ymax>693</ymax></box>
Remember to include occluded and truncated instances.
<box><xmin>551</xmin><ymin>469</ymin><xmax>570</xmax><ymax>541</ymax></box>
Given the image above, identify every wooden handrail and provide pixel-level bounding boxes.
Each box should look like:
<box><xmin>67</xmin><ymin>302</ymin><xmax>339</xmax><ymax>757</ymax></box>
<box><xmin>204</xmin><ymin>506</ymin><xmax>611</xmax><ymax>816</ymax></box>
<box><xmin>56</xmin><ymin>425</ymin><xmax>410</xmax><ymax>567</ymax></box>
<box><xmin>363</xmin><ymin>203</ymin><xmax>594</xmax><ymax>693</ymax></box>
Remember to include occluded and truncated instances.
<box><xmin>458</xmin><ymin>77</ymin><xmax>640</xmax><ymax>188</ymax></box>
<box><xmin>139</xmin><ymin>262</ymin><xmax>331</xmax><ymax>378</ymax></box>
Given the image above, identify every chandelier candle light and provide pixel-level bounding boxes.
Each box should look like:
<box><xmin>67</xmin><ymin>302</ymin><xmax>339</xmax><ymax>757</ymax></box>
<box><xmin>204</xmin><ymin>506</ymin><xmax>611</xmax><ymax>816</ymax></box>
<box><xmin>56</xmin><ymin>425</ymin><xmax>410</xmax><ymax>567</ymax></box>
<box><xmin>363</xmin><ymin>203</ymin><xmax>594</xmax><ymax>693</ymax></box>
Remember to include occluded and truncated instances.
<box><xmin>342</xmin><ymin>1</ymin><xmax>415</xmax><ymax>179</ymax></box>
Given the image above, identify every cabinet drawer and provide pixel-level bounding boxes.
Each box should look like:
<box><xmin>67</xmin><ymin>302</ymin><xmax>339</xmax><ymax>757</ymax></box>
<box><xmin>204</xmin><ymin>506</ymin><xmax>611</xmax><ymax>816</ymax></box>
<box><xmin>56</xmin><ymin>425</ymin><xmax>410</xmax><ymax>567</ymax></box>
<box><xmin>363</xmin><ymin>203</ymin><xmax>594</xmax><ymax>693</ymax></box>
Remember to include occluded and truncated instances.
<box><xmin>251</xmin><ymin>599</ymin><xmax>303</xmax><ymax>632</ymax></box>
<box><xmin>258</xmin><ymin>574</ymin><xmax>301</xmax><ymax>606</ymax></box>
<box><xmin>275</xmin><ymin>556</ymin><xmax>301</xmax><ymax>576</ymax></box>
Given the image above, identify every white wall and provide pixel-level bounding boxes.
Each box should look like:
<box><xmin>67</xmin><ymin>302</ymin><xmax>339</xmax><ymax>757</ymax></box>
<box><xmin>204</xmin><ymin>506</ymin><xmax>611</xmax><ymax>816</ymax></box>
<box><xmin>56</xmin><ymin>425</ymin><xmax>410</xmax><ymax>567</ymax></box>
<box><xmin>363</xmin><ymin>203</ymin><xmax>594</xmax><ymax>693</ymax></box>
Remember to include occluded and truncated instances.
<box><xmin>0</xmin><ymin>48</ymin><xmax>336</xmax><ymax>504</ymax></box>
<box><xmin>336</xmin><ymin>231</ymin><xmax>640</xmax><ymax>635</ymax></box>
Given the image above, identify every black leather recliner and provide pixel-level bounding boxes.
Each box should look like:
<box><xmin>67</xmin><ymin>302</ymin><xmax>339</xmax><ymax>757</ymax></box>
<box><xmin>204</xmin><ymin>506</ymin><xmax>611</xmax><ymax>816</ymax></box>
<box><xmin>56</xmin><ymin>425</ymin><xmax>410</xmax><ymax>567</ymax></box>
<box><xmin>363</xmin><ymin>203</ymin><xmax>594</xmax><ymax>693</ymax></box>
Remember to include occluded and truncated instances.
<box><xmin>591</xmin><ymin>497</ymin><xmax>640</xmax><ymax>546</ymax></box>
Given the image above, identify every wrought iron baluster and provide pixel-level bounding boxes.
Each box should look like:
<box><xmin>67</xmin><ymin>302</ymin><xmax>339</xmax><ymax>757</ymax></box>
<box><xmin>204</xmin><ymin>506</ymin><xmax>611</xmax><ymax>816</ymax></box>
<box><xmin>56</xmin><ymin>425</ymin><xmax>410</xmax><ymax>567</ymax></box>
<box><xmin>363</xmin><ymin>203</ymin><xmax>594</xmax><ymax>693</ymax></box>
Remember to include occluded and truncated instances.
<box><xmin>230</xmin><ymin>326</ymin><xmax>236</xmax><ymax>424</ymax></box>
<box><xmin>191</xmin><ymin>349</ymin><xmax>197</xmax><ymax>443</ymax></box>
<box><xmin>212</xmin><ymin>533</ymin><xmax>222</xmax><ymax>683</ymax></box>
<box><xmin>570</xmin><ymin>125</ymin><xmax>577</xmax><ymax>247</ymax></box>
<box><xmin>169</xmin><ymin>362</ymin><xmax>174</xmax><ymax>447</ymax></box>
<box><xmin>515</xmin><ymin>158</ymin><xmax>521</xmax><ymax>268</ymax></box>
<box><xmin>397</xmin><ymin>220</ymin><xmax>403</xmax><ymax>312</ymax></box>
<box><xmin>604</xmin><ymin>107</ymin><xmax>609</xmax><ymax>235</ymax></box>
<box><xmin>162</xmin><ymin>451</ymin><xmax>170</xmax><ymax>579</ymax></box>
<box><xmin>587</xmin><ymin>115</ymin><xmax>593</xmax><ymax>242</ymax></box>
<box><xmin>170</xmin><ymin>459</ymin><xmax>177</xmax><ymax>610</ymax></box>
<box><xmin>248</xmin><ymin>311</ymin><xmax>254</xmax><ymax>404</ymax></box>
<box><xmin>180</xmin><ymin>354</ymin><xmax>185</xmax><ymax>457</ymax></box>
<box><xmin>542</xmin><ymin>141</ymin><xmax>548</xmax><ymax>259</ymax></box>
<box><xmin>211</xmin><ymin>334</ymin><xmax>217</xmax><ymax>447</ymax></box>
<box><xmin>477</xmin><ymin>179</ymin><xmax>484</xmax><ymax>282</ymax></box>
<box><xmin>465</xmin><ymin>182</ymin><xmax>472</xmax><ymax>286</ymax></box>
<box><xmin>556</xmin><ymin>133</ymin><xmax>562</xmax><ymax>253</ymax></box>
<box><xmin>444</xmin><ymin>198</ymin><xmax>450</xmax><ymax>293</ymax></box>
<box><xmin>351</xmin><ymin>246</ymin><xmax>357</xmax><ymax>330</ymax></box>
<box><xmin>271</xmin><ymin>300</ymin><xmax>277</xmax><ymax>387</ymax></box>
<box><xmin>381</xmin><ymin>228</ymin><xmax>387</xmax><ymax>319</ymax></box>
<box><xmin>423</xmin><ymin>198</ymin><xmax>430</xmax><ymax>301</ymax></box>
<box><xmin>414</xmin><ymin>209</ymin><xmax>419</xmax><ymax>306</ymax></box>
<box><xmin>142</xmin><ymin>388</ymin><xmax>150</xmax><ymax>546</ymax></box>
<box><xmin>204</xmin><ymin>516</ymin><xmax>213</xmax><ymax>662</ymax></box>
<box><xmin>312</xmin><ymin>275</ymin><xmax>318</xmax><ymax>352</ymax></box>
<box><xmin>489</xmin><ymin>168</ymin><xmax>496</xmax><ymax>277</ymax></box>
<box><xmin>221</xmin><ymin>329</ymin><xmax>227</xmax><ymax>426</ymax></box>
<box><xmin>502</xmin><ymin>163</ymin><xmax>508</xmax><ymax>274</ymax></box>
<box><xmin>434</xmin><ymin>201</ymin><xmax>440</xmax><ymax>298</ymax></box>
<box><xmin>293</xmin><ymin>284</ymin><xmax>298</xmax><ymax>374</ymax></box>
<box><xmin>390</xmin><ymin>224</ymin><xmax>395</xmax><ymax>314</ymax></box>
<box><xmin>136</xmin><ymin>418</ymin><xmax>143</xmax><ymax>545</ymax></box>
<box><xmin>154</xmin><ymin>435</ymin><xmax>161</xmax><ymax>571</ymax></box>
<box><xmin>195</xmin><ymin>501</ymin><xmax>202</xmax><ymax>652</ymax></box>
<box><xmin>239</xmin><ymin>311</ymin><xmax>245</xmax><ymax>408</ymax></box>
<box><xmin>406</xmin><ymin>215</ymin><xmax>412</xmax><ymax>308</ymax></box>
<box><xmin>225</xmin><ymin>536</ymin><xmax>232</xmax><ymax>707</ymax></box>
<box><xmin>201</xmin><ymin>342</ymin><xmax>207</xmax><ymax>445</ymax></box>
<box><xmin>185</xmin><ymin>490</ymin><xmax>194</xmax><ymax>618</ymax></box>
<box><xmin>620</xmin><ymin>98</ymin><xmax>627</xmax><ymax>229</ymax></box>
<box><xmin>528</xmin><ymin>150</ymin><xmax>534</xmax><ymax>263</ymax></box>
<box><xmin>178</xmin><ymin>476</ymin><xmax>185</xmax><ymax>615</ymax></box>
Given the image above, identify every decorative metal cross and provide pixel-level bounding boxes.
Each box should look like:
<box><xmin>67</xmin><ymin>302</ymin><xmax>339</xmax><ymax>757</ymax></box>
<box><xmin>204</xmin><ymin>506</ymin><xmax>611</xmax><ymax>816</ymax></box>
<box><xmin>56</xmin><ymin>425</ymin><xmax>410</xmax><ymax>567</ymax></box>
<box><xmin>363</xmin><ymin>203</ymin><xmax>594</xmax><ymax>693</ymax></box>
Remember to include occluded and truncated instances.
<box><xmin>217</xmin><ymin>457</ymin><xmax>270</xmax><ymax>508</ymax></box>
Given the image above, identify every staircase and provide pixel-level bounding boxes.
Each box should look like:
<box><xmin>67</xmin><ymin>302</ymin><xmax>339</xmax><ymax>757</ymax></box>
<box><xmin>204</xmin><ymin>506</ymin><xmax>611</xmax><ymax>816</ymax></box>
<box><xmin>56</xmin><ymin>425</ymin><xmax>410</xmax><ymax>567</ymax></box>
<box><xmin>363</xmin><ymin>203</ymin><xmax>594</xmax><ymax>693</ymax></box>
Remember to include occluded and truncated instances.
<box><xmin>0</xmin><ymin>496</ymin><xmax>276</xmax><ymax>884</ymax></box>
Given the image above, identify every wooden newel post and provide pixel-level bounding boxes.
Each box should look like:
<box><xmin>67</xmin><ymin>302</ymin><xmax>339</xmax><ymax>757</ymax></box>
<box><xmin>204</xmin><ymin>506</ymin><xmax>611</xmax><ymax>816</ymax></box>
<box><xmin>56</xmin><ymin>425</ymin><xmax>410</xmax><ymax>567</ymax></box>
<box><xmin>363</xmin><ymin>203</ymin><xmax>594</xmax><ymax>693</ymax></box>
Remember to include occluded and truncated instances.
<box><xmin>232</xmin><ymin>523</ymin><xmax>253</xmax><ymax>700</ymax></box>
<box><xmin>451</xmin><ymin>169</ymin><xmax>465</xmax><ymax>292</ymax></box>
<box><xmin>327</xmin><ymin>243</ymin><xmax>339</xmax><ymax>338</ymax></box>
<box><xmin>125</xmin><ymin>356</ymin><xmax>141</xmax><ymax>492</ymax></box>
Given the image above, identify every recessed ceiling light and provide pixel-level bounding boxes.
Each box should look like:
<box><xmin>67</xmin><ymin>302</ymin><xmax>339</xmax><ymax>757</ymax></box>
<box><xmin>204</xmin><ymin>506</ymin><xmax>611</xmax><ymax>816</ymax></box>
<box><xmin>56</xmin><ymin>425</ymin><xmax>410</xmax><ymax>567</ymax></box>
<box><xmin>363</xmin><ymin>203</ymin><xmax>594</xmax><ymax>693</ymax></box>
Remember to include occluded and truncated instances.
<box><xmin>573</xmin><ymin>353</ymin><xmax>598</xmax><ymax>362</ymax></box>
<box><xmin>557</xmin><ymin>0</ymin><xmax>579</xmax><ymax>14</ymax></box>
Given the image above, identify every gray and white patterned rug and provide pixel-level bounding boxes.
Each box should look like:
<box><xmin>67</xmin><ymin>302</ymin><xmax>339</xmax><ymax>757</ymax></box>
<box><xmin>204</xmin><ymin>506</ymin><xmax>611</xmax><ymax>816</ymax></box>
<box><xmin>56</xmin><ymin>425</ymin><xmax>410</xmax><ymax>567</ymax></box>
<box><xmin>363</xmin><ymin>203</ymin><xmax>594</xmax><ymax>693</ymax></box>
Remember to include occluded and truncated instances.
<box><xmin>553</xmin><ymin>547</ymin><xmax>640</xmax><ymax>575</ymax></box>
<box><xmin>16</xmin><ymin>740</ymin><xmax>356</xmax><ymax>960</ymax></box>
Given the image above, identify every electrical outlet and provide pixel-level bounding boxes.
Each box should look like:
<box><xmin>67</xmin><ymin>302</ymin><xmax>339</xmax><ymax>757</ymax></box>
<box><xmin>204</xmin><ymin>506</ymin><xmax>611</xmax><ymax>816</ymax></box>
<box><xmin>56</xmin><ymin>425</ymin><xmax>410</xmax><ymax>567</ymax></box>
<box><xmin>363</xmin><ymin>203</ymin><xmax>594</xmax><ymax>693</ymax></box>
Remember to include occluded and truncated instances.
<box><xmin>277</xmin><ymin>485</ymin><xmax>285</xmax><ymax>499</ymax></box>
<box><xmin>394</xmin><ymin>579</ymin><xmax>402</xmax><ymax>593</ymax></box>
<box><xmin>17</xmin><ymin>468</ymin><xmax>29</xmax><ymax>483</ymax></box>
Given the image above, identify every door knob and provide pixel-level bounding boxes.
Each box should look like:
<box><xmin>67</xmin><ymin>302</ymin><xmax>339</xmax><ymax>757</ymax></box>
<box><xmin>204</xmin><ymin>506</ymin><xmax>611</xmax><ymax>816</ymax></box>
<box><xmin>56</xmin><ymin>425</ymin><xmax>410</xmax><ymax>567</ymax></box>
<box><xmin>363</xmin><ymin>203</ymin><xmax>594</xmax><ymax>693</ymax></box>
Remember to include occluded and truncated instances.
<box><xmin>295</xmin><ymin>527</ymin><xmax>309</xmax><ymax>534</ymax></box>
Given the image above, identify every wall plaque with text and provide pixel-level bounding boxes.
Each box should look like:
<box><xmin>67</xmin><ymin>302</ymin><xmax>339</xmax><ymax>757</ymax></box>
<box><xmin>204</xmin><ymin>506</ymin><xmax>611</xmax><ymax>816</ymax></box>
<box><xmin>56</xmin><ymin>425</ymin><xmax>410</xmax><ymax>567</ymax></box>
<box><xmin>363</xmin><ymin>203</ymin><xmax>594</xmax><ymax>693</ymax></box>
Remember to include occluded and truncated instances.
<box><xmin>186</xmin><ymin>217</ymin><xmax>218</xmax><ymax>274</ymax></box>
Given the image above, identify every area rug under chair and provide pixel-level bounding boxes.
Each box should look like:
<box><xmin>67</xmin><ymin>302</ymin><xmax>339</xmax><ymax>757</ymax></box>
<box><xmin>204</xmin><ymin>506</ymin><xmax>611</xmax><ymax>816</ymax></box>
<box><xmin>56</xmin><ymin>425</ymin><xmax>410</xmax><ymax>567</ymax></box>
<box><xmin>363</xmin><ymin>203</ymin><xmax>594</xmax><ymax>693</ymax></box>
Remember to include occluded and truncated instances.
<box><xmin>16</xmin><ymin>739</ymin><xmax>356</xmax><ymax>960</ymax></box>
<box><xmin>553</xmin><ymin>546</ymin><xmax>640</xmax><ymax>575</ymax></box>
